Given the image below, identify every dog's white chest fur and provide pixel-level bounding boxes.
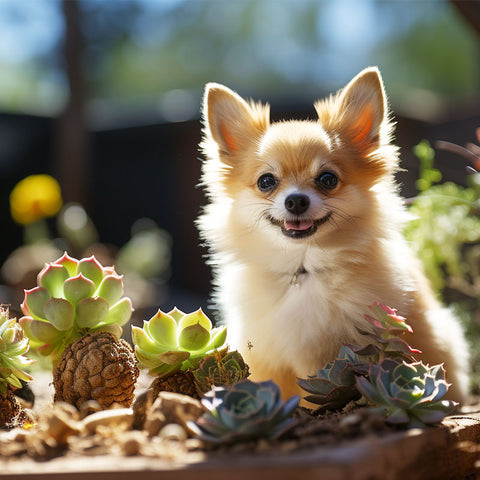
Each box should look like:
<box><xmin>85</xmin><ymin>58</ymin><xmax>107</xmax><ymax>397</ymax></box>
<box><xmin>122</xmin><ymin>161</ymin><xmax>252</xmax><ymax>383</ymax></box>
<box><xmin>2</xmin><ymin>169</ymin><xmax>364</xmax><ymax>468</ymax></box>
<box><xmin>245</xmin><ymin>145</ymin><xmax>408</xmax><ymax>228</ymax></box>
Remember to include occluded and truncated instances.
<box><xmin>219</xmin><ymin>249</ymin><xmax>383</xmax><ymax>378</ymax></box>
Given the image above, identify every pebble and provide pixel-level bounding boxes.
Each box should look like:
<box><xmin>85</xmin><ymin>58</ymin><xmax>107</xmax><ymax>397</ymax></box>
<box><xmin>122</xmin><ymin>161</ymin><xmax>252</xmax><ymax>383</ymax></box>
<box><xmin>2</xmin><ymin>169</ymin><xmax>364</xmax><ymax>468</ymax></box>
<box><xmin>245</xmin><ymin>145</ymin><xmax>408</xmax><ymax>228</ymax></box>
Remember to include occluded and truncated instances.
<box><xmin>81</xmin><ymin>408</ymin><xmax>134</xmax><ymax>434</ymax></box>
<box><xmin>159</xmin><ymin>423</ymin><xmax>188</xmax><ymax>442</ymax></box>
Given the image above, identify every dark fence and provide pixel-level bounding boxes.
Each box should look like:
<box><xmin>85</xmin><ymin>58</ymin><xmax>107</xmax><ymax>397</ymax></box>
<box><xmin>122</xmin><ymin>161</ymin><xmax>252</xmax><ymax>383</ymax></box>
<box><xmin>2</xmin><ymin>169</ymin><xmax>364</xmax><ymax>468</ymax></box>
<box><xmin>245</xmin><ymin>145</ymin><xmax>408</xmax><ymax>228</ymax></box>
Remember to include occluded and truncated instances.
<box><xmin>1</xmin><ymin>105</ymin><xmax>479</xmax><ymax>309</ymax></box>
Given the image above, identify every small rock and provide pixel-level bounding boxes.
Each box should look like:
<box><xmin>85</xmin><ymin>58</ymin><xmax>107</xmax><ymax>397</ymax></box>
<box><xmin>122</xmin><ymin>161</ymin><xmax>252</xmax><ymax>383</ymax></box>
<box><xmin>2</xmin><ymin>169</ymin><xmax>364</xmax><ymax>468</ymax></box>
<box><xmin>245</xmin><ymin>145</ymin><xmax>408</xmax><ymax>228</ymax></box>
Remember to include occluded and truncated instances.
<box><xmin>145</xmin><ymin>392</ymin><xmax>204</xmax><ymax>434</ymax></box>
<box><xmin>132</xmin><ymin>389</ymin><xmax>152</xmax><ymax>430</ymax></box>
<box><xmin>279</xmin><ymin>440</ymin><xmax>300</xmax><ymax>453</ymax></box>
<box><xmin>79</xmin><ymin>400</ymin><xmax>103</xmax><ymax>419</ymax></box>
<box><xmin>81</xmin><ymin>408</ymin><xmax>134</xmax><ymax>434</ymax></box>
<box><xmin>255</xmin><ymin>438</ymin><xmax>271</xmax><ymax>452</ymax></box>
<box><xmin>144</xmin><ymin>413</ymin><xmax>167</xmax><ymax>437</ymax></box>
<box><xmin>159</xmin><ymin>423</ymin><xmax>188</xmax><ymax>442</ymax></box>
<box><xmin>42</xmin><ymin>405</ymin><xmax>82</xmax><ymax>444</ymax></box>
<box><xmin>121</xmin><ymin>430</ymin><xmax>147</xmax><ymax>456</ymax></box>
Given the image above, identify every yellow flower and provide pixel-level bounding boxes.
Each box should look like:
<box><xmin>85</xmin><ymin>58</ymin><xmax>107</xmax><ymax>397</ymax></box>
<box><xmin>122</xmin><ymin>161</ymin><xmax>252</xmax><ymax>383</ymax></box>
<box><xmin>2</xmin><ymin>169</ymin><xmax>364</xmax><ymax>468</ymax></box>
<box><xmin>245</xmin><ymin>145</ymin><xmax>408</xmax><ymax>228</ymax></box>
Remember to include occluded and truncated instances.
<box><xmin>10</xmin><ymin>175</ymin><xmax>63</xmax><ymax>225</ymax></box>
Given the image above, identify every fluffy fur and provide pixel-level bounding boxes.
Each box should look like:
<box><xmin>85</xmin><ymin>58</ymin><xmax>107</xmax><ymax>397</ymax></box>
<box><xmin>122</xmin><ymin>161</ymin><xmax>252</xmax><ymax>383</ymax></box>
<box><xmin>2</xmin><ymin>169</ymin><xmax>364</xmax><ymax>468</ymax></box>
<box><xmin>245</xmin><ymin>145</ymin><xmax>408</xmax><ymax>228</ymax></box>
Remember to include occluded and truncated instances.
<box><xmin>197</xmin><ymin>67</ymin><xmax>470</xmax><ymax>403</ymax></box>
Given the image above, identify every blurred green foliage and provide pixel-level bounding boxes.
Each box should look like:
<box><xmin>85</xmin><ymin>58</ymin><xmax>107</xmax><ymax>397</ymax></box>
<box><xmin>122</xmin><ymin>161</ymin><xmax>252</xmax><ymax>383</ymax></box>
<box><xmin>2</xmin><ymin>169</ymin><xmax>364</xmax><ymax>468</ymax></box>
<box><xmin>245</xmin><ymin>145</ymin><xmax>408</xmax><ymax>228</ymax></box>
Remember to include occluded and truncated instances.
<box><xmin>405</xmin><ymin>140</ymin><xmax>480</xmax><ymax>296</ymax></box>
<box><xmin>405</xmin><ymin>140</ymin><xmax>480</xmax><ymax>392</ymax></box>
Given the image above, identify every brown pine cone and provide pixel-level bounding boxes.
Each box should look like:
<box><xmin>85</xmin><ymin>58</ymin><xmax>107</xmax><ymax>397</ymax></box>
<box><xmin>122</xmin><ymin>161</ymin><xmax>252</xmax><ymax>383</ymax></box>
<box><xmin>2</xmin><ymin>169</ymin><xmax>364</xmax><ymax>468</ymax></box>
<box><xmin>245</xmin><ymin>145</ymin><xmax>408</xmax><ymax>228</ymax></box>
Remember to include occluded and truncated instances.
<box><xmin>0</xmin><ymin>388</ymin><xmax>22</xmax><ymax>428</ymax></box>
<box><xmin>53</xmin><ymin>332</ymin><xmax>139</xmax><ymax>410</ymax></box>
<box><xmin>149</xmin><ymin>371</ymin><xmax>200</xmax><ymax>401</ymax></box>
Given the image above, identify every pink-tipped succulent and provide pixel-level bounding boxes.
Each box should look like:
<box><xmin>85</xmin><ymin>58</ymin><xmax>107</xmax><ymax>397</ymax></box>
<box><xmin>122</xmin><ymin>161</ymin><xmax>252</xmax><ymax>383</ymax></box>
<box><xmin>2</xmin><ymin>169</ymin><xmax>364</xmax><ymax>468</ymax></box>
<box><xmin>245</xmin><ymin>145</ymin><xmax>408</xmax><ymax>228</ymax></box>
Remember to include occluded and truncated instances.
<box><xmin>347</xmin><ymin>303</ymin><xmax>421</xmax><ymax>364</ymax></box>
<box><xmin>20</xmin><ymin>253</ymin><xmax>133</xmax><ymax>364</ymax></box>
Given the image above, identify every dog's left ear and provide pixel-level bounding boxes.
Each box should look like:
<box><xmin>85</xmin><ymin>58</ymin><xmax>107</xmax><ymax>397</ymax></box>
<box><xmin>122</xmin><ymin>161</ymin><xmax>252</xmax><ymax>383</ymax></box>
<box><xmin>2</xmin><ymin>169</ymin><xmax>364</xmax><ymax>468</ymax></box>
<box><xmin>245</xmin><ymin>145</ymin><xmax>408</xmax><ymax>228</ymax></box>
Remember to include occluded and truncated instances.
<box><xmin>338</xmin><ymin>67</ymin><xmax>387</xmax><ymax>153</ymax></box>
<box><xmin>317</xmin><ymin>67</ymin><xmax>388</xmax><ymax>155</ymax></box>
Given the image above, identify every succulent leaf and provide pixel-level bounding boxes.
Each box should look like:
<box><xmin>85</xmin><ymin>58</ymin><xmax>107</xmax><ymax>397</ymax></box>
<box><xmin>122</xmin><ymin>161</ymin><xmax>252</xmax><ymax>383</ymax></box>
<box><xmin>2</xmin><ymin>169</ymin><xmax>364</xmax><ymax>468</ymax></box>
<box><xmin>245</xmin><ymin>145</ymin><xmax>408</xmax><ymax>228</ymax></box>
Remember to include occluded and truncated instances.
<box><xmin>167</xmin><ymin>307</ymin><xmax>186</xmax><ymax>322</ymax></box>
<box><xmin>44</xmin><ymin>298</ymin><xmax>75</xmax><ymax>331</ymax></box>
<box><xmin>38</xmin><ymin>264</ymin><xmax>69</xmax><ymax>298</ymax></box>
<box><xmin>146</xmin><ymin>310</ymin><xmax>178</xmax><ymax>347</ymax></box>
<box><xmin>178</xmin><ymin>323</ymin><xmax>210</xmax><ymax>351</ymax></box>
<box><xmin>178</xmin><ymin>309</ymin><xmax>212</xmax><ymax>332</ymax></box>
<box><xmin>76</xmin><ymin>297</ymin><xmax>109</xmax><ymax>328</ymax></box>
<box><xmin>101</xmin><ymin>297</ymin><xmax>133</xmax><ymax>326</ymax></box>
<box><xmin>131</xmin><ymin>326</ymin><xmax>160</xmax><ymax>352</ymax></box>
<box><xmin>93</xmin><ymin>324</ymin><xmax>123</xmax><ymax>338</ymax></box>
<box><xmin>77</xmin><ymin>256</ymin><xmax>104</xmax><ymax>288</ymax></box>
<box><xmin>63</xmin><ymin>274</ymin><xmax>95</xmax><ymax>305</ymax></box>
<box><xmin>95</xmin><ymin>274</ymin><xmax>124</xmax><ymax>305</ymax></box>
<box><xmin>157</xmin><ymin>350</ymin><xmax>191</xmax><ymax>365</ymax></box>
<box><xmin>22</xmin><ymin>287</ymin><xmax>51</xmax><ymax>320</ymax></box>
<box><xmin>53</xmin><ymin>252</ymin><xmax>79</xmax><ymax>276</ymax></box>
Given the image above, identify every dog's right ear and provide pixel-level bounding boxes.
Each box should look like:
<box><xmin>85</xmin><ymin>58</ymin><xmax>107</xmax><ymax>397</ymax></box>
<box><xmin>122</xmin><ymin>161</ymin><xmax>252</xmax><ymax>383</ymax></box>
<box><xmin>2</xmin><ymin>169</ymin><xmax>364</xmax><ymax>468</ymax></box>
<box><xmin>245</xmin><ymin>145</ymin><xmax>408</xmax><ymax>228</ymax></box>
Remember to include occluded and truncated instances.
<box><xmin>203</xmin><ymin>83</ymin><xmax>269</xmax><ymax>156</ymax></box>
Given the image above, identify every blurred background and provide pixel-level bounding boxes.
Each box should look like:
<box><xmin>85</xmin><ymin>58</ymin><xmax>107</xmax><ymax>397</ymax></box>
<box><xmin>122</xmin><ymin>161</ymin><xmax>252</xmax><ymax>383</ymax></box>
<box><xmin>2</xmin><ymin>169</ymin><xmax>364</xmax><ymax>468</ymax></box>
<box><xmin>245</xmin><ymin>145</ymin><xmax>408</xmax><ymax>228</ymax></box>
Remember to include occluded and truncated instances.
<box><xmin>0</xmin><ymin>0</ymin><xmax>479</xmax><ymax>340</ymax></box>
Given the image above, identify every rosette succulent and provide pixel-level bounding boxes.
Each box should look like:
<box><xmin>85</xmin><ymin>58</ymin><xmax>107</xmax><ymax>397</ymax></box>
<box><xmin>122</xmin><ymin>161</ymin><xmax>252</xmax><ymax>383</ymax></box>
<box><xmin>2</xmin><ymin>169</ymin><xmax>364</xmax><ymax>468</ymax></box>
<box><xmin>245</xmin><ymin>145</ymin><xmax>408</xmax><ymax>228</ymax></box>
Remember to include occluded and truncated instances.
<box><xmin>19</xmin><ymin>253</ymin><xmax>138</xmax><ymax>410</ymax></box>
<box><xmin>0</xmin><ymin>307</ymin><xmax>34</xmax><ymax>426</ymax></box>
<box><xmin>356</xmin><ymin>359</ymin><xmax>457</xmax><ymax>428</ymax></box>
<box><xmin>297</xmin><ymin>345</ymin><xmax>361</xmax><ymax>411</ymax></box>
<box><xmin>188</xmin><ymin>380</ymin><xmax>300</xmax><ymax>444</ymax></box>
<box><xmin>132</xmin><ymin>307</ymin><xmax>227</xmax><ymax>398</ymax></box>
<box><xmin>193</xmin><ymin>350</ymin><xmax>250</xmax><ymax>396</ymax></box>
<box><xmin>132</xmin><ymin>307</ymin><xmax>227</xmax><ymax>376</ymax></box>
<box><xmin>20</xmin><ymin>252</ymin><xmax>133</xmax><ymax>363</ymax></box>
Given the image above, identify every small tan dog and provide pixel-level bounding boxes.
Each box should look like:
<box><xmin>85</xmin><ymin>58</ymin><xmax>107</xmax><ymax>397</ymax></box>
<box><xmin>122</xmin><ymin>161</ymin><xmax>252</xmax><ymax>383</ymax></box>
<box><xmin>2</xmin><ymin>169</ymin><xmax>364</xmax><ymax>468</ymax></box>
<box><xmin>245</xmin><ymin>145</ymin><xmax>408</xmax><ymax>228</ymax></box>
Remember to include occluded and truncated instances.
<box><xmin>197</xmin><ymin>67</ymin><xmax>469</xmax><ymax>402</ymax></box>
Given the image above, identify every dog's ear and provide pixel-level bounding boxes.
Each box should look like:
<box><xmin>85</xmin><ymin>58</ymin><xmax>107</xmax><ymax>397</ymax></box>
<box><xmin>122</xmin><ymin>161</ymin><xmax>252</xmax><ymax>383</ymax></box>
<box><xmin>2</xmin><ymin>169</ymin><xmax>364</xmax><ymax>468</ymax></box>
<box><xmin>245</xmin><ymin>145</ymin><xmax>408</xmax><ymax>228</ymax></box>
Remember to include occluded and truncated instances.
<box><xmin>203</xmin><ymin>83</ymin><xmax>269</xmax><ymax>157</ymax></box>
<box><xmin>316</xmin><ymin>67</ymin><xmax>389</xmax><ymax>155</ymax></box>
<box><xmin>337</xmin><ymin>67</ymin><xmax>387</xmax><ymax>153</ymax></box>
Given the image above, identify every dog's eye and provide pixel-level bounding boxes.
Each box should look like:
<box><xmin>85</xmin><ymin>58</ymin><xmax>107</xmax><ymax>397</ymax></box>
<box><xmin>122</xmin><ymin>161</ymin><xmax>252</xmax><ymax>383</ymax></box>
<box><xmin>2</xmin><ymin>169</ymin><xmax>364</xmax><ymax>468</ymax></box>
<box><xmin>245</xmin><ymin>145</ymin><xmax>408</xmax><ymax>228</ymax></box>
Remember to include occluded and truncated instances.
<box><xmin>257</xmin><ymin>173</ymin><xmax>278</xmax><ymax>192</ymax></box>
<box><xmin>315</xmin><ymin>171</ymin><xmax>338</xmax><ymax>190</ymax></box>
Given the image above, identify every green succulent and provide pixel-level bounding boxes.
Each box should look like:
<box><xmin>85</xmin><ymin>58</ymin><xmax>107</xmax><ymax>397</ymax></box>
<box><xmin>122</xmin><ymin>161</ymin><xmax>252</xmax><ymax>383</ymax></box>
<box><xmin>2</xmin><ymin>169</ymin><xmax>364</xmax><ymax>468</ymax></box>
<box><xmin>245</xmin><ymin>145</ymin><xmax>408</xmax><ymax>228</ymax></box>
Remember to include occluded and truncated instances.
<box><xmin>297</xmin><ymin>345</ymin><xmax>361</xmax><ymax>411</ymax></box>
<box><xmin>193</xmin><ymin>350</ymin><xmax>250</xmax><ymax>395</ymax></box>
<box><xmin>19</xmin><ymin>253</ymin><xmax>133</xmax><ymax>363</ymax></box>
<box><xmin>132</xmin><ymin>307</ymin><xmax>227</xmax><ymax>377</ymax></box>
<box><xmin>0</xmin><ymin>307</ymin><xmax>34</xmax><ymax>394</ymax></box>
<box><xmin>356</xmin><ymin>359</ymin><xmax>457</xmax><ymax>428</ymax></box>
<box><xmin>188</xmin><ymin>380</ymin><xmax>299</xmax><ymax>444</ymax></box>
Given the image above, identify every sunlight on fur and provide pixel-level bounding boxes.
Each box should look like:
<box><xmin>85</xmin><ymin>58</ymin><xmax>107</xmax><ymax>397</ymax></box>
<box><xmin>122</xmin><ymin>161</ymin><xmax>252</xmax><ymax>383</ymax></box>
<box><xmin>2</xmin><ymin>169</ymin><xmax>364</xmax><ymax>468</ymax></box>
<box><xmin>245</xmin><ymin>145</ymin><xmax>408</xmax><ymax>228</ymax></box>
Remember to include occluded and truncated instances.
<box><xmin>197</xmin><ymin>67</ymin><xmax>470</xmax><ymax>404</ymax></box>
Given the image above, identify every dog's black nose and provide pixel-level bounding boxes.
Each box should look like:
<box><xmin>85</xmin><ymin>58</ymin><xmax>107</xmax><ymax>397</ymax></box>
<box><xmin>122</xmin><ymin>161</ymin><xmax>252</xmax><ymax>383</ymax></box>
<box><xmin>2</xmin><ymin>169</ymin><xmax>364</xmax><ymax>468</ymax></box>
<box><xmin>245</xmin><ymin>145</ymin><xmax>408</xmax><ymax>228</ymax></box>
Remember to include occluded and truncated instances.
<box><xmin>285</xmin><ymin>193</ymin><xmax>310</xmax><ymax>215</ymax></box>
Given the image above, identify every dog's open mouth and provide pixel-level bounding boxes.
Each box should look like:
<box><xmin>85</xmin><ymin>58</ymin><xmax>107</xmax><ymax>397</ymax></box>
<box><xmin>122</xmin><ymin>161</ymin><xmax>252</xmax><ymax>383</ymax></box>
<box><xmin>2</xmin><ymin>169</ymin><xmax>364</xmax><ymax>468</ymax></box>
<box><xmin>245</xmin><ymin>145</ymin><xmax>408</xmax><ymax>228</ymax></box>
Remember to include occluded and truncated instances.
<box><xmin>268</xmin><ymin>213</ymin><xmax>332</xmax><ymax>239</ymax></box>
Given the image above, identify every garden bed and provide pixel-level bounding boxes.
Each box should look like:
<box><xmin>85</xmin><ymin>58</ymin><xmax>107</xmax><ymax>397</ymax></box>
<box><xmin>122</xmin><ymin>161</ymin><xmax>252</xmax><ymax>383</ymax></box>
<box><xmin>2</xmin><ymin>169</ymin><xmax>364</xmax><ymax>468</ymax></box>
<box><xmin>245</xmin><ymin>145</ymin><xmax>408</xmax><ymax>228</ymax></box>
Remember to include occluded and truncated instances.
<box><xmin>1</xmin><ymin>372</ymin><xmax>480</xmax><ymax>480</ymax></box>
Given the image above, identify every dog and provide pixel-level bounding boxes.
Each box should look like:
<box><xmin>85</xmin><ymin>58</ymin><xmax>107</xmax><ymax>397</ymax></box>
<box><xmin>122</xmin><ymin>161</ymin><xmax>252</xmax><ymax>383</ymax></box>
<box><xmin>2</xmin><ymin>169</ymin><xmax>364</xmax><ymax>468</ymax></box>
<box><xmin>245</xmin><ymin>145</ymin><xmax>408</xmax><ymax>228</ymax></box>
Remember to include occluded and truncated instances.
<box><xmin>197</xmin><ymin>67</ymin><xmax>469</xmax><ymax>403</ymax></box>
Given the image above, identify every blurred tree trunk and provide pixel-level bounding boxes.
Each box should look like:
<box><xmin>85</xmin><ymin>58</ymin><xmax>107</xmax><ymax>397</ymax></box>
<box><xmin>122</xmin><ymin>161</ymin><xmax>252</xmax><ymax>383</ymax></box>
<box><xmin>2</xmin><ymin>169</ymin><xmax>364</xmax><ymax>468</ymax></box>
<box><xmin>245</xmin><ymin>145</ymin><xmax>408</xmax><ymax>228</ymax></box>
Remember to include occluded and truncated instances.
<box><xmin>451</xmin><ymin>0</ymin><xmax>480</xmax><ymax>40</ymax></box>
<box><xmin>56</xmin><ymin>0</ymin><xmax>89</xmax><ymax>207</ymax></box>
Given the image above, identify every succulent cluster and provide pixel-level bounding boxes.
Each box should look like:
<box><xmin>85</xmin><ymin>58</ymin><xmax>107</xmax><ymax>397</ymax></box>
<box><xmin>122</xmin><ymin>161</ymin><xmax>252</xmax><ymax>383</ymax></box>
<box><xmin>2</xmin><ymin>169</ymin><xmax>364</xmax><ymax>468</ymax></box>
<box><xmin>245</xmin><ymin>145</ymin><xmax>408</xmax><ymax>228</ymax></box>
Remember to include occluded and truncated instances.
<box><xmin>18</xmin><ymin>253</ymin><xmax>139</xmax><ymax>410</ymax></box>
<box><xmin>297</xmin><ymin>346</ymin><xmax>360</xmax><ymax>412</ymax></box>
<box><xmin>132</xmin><ymin>307</ymin><xmax>239</xmax><ymax>399</ymax></box>
<box><xmin>0</xmin><ymin>307</ymin><xmax>34</xmax><ymax>394</ymax></box>
<box><xmin>0</xmin><ymin>307</ymin><xmax>34</xmax><ymax>427</ymax></box>
<box><xmin>298</xmin><ymin>303</ymin><xmax>457</xmax><ymax>427</ymax></box>
<box><xmin>188</xmin><ymin>380</ymin><xmax>299</xmax><ymax>444</ymax></box>
<box><xmin>193</xmin><ymin>350</ymin><xmax>250</xmax><ymax>396</ymax></box>
<box><xmin>347</xmin><ymin>303</ymin><xmax>422</xmax><ymax>364</ymax></box>
<box><xmin>356</xmin><ymin>360</ymin><xmax>456</xmax><ymax>428</ymax></box>
<box><xmin>132</xmin><ymin>307</ymin><xmax>227</xmax><ymax>377</ymax></box>
<box><xmin>20</xmin><ymin>253</ymin><xmax>133</xmax><ymax>364</ymax></box>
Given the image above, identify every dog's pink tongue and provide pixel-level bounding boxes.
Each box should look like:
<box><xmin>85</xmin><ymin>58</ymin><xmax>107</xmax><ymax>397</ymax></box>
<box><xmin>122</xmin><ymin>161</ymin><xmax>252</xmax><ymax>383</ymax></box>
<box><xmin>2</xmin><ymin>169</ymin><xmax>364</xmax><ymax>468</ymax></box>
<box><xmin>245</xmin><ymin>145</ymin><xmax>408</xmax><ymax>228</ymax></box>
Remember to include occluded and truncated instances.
<box><xmin>284</xmin><ymin>219</ymin><xmax>314</xmax><ymax>231</ymax></box>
